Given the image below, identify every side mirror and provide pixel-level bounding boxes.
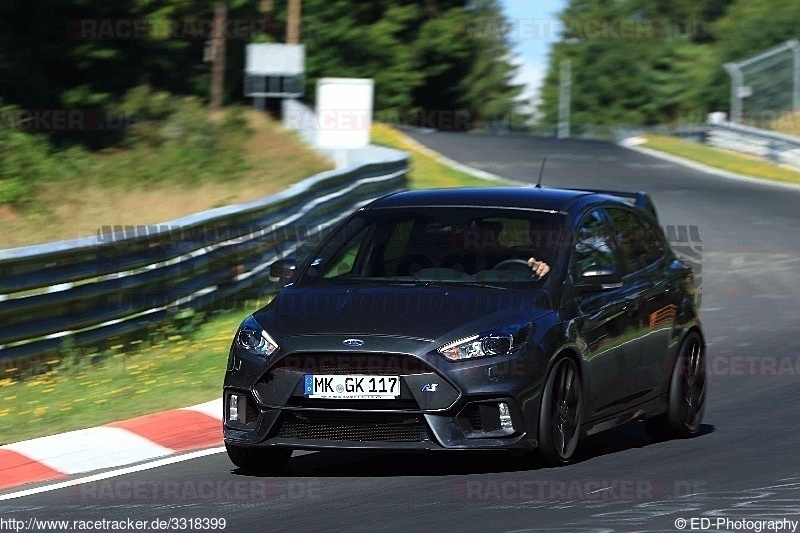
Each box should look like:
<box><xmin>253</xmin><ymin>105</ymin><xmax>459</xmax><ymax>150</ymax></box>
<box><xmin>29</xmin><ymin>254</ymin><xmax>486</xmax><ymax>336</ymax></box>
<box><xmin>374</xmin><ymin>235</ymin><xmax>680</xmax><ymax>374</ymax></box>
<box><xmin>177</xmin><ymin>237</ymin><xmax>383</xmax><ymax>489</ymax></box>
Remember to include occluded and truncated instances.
<box><xmin>576</xmin><ymin>265</ymin><xmax>623</xmax><ymax>292</ymax></box>
<box><xmin>269</xmin><ymin>258</ymin><xmax>297</xmax><ymax>284</ymax></box>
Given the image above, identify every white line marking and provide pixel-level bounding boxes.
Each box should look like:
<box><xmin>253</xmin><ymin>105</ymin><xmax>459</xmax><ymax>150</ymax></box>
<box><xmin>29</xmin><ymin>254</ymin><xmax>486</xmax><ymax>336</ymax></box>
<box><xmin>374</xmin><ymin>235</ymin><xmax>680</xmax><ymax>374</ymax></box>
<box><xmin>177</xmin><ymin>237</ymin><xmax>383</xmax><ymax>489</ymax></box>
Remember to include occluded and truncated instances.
<box><xmin>0</xmin><ymin>447</ymin><xmax>226</xmax><ymax>501</ymax></box>
<box><xmin>586</xmin><ymin>486</ymin><xmax>615</xmax><ymax>495</ymax></box>
<box><xmin>181</xmin><ymin>398</ymin><xmax>223</xmax><ymax>421</ymax></box>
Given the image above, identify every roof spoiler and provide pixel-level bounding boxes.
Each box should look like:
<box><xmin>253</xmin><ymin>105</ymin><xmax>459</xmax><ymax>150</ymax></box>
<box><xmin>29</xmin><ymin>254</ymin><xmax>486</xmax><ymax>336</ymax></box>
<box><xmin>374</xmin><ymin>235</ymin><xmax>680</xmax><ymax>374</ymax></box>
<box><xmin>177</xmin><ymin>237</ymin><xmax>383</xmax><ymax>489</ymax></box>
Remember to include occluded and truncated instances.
<box><xmin>564</xmin><ymin>188</ymin><xmax>659</xmax><ymax>221</ymax></box>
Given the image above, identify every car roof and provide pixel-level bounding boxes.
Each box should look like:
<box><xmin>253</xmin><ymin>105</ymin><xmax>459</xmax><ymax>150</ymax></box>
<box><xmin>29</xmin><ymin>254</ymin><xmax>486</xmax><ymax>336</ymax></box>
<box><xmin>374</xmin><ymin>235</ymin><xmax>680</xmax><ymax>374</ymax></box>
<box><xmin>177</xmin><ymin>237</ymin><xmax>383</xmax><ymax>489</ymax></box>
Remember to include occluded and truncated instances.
<box><xmin>369</xmin><ymin>187</ymin><xmax>640</xmax><ymax>215</ymax></box>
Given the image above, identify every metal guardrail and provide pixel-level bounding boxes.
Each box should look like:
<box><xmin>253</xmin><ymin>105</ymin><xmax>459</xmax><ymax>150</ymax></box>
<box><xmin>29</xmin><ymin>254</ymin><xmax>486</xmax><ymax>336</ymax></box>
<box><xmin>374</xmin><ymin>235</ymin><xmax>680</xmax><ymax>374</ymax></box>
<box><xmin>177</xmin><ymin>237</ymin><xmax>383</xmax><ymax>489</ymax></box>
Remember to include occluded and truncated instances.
<box><xmin>707</xmin><ymin>121</ymin><xmax>800</xmax><ymax>170</ymax></box>
<box><xmin>0</xmin><ymin>152</ymin><xmax>409</xmax><ymax>371</ymax></box>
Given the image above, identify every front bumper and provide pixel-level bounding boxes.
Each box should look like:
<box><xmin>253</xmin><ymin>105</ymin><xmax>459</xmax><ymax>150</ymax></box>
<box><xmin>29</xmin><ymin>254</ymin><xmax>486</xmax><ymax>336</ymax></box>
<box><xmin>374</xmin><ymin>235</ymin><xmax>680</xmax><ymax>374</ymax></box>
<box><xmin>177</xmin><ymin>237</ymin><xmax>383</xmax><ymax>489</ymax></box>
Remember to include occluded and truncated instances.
<box><xmin>223</xmin><ymin>342</ymin><xmax>548</xmax><ymax>451</ymax></box>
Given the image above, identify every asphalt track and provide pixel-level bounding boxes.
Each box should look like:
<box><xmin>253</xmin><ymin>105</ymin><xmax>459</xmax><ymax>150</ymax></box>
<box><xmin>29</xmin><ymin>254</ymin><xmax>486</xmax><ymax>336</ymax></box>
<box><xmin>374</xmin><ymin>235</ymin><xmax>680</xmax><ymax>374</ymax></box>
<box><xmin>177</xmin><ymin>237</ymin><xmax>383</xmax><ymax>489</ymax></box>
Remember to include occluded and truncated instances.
<box><xmin>3</xmin><ymin>132</ymin><xmax>800</xmax><ymax>532</ymax></box>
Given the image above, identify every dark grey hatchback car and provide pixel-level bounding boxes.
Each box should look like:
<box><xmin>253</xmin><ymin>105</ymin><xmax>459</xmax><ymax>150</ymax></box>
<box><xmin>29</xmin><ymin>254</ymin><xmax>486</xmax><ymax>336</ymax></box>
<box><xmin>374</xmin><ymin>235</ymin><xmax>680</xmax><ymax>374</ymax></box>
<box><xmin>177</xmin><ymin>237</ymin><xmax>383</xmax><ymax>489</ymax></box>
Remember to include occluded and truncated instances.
<box><xmin>223</xmin><ymin>187</ymin><xmax>706</xmax><ymax>471</ymax></box>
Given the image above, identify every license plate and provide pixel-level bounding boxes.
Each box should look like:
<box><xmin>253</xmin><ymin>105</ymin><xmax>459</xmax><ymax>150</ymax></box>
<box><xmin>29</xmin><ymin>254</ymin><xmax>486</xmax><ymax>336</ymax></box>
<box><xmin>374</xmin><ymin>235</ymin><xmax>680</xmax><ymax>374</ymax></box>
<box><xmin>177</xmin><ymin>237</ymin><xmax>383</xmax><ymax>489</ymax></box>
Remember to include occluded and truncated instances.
<box><xmin>304</xmin><ymin>375</ymin><xmax>400</xmax><ymax>399</ymax></box>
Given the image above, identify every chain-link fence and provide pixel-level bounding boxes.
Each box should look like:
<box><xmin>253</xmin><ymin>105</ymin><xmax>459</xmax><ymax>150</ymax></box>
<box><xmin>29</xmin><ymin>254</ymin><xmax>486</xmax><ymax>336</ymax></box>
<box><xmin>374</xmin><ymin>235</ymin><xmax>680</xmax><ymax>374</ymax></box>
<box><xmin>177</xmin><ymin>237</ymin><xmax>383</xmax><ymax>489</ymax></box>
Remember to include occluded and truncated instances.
<box><xmin>724</xmin><ymin>40</ymin><xmax>800</xmax><ymax>125</ymax></box>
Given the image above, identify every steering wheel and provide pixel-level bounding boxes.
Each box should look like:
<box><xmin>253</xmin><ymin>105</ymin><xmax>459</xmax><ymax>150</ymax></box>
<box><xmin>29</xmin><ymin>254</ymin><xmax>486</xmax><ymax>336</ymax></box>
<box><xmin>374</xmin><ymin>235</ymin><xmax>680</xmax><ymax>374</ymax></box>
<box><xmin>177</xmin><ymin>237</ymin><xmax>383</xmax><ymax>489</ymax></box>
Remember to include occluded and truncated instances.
<box><xmin>492</xmin><ymin>258</ymin><xmax>532</xmax><ymax>271</ymax></box>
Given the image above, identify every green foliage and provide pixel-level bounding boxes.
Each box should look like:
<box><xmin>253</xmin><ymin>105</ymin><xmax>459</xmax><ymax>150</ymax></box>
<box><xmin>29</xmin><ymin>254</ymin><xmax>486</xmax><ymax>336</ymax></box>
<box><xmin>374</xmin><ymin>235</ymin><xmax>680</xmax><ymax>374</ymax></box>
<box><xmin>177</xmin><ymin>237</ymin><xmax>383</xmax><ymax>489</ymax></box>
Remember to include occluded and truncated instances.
<box><xmin>0</xmin><ymin>86</ymin><xmax>253</xmax><ymax>209</ymax></box>
<box><xmin>707</xmin><ymin>0</ymin><xmax>800</xmax><ymax>111</ymax></box>
<box><xmin>271</xmin><ymin>0</ymin><xmax>523</xmax><ymax>119</ymax></box>
<box><xmin>0</xmin><ymin>108</ymin><xmax>56</xmax><ymax>206</ymax></box>
<box><xmin>540</xmin><ymin>0</ymin><xmax>800</xmax><ymax>125</ymax></box>
<box><xmin>0</xmin><ymin>0</ymin><xmax>265</xmax><ymax>113</ymax></box>
<box><xmin>103</xmin><ymin>86</ymin><xmax>252</xmax><ymax>187</ymax></box>
<box><xmin>461</xmin><ymin>0</ymin><xmax>525</xmax><ymax>122</ymax></box>
<box><xmin>0</xmin><ymin>0</ymin><xmax>526</xmax><ymax>140</ymax></box>
<box><xmin>0</xmin><ymin>306</ymin><xmax>249</xmax><ymax>442</ymax></box>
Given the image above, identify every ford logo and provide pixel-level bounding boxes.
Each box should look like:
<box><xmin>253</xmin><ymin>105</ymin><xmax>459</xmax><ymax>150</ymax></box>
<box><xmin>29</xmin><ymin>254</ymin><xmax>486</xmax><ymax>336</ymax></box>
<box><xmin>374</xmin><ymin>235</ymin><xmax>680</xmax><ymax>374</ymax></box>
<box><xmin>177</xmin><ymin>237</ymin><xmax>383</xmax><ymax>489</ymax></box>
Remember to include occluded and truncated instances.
<box><xmin>342</xmin><ymin>339</ymin><xmax>365</xmax><ymax>347</ymax></box>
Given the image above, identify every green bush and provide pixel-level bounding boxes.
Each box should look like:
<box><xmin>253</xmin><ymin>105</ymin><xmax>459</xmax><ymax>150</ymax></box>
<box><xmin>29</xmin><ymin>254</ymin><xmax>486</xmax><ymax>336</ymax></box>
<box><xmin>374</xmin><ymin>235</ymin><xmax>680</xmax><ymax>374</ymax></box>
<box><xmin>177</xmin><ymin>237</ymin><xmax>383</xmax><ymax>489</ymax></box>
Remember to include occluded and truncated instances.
<box><xmin>0</xmin><ymin>112</ymin><xmax>55</xmax><ymax>206</ymax></box>
<box><xmin>0</xmin><ymin>88</ymin><xmax>253</xmax><ymax>208</ymax></box>
<box><xmin>111</xmin><ymin>86</ymin><xmax>251</xmax><ymax>185</ymax></box>
<box><xmin>119</xmin><ymin>85</ymin><xmax>180</xmax><ymax>148</ymax></box>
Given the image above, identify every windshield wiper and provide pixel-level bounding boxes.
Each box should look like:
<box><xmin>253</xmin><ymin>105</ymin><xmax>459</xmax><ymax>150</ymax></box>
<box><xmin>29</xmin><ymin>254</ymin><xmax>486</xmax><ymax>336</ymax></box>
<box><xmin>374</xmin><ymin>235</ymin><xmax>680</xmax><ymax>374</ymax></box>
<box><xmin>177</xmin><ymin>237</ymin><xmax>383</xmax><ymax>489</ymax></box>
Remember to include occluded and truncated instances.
<box><xmin>408</xmin><ymin>280</ymin><xmax>510</xmax><ymax>290</ymax></box>
<box><xmin>456</xmin><ymin>281</ymin><xmax>510</xmax><ymax>290</ymax></box>
<box><xmin>324</xmin><ymin>278</ymin><xmax>512</xmax><ymax>290</ymax></box>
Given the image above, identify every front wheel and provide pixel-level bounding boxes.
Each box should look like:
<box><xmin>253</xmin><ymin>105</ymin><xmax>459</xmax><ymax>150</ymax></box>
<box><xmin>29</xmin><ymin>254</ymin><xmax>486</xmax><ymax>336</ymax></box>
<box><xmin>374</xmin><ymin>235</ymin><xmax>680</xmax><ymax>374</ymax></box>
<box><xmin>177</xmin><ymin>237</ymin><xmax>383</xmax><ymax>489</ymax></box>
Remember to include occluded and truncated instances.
<box><xmin>225</xmin><ymin>443</ymin><xmax>292</xmax><ymax>474</ymax></box>
<box><xmin>644</xmin><ymin>331</ymin><xmax>706</xmax><ymax>440</ymax></box>
<box><xmin>538</xmin><ymin>357</ymin><xmax>584</xmax><ymax>465</ymax></box>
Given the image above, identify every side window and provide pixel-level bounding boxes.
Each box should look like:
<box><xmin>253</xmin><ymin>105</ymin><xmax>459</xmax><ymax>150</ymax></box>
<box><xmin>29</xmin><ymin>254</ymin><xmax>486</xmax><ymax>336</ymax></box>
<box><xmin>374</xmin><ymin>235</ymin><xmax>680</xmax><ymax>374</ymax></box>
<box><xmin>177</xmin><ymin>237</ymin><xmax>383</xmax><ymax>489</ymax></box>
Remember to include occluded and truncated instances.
<box><xmin>607</xmin><ymin>208</ymin><xmax>664</xmax><ymax>273</ymax></box>
<box><xmin>643</xmin><ymin>223</ymin><xmax>666</xmax><ymax>264</ymax></box>
<box><xmin>573</xmin><ymin>210</ymin><xmax>618</xmax><ymax>278</ymax></box>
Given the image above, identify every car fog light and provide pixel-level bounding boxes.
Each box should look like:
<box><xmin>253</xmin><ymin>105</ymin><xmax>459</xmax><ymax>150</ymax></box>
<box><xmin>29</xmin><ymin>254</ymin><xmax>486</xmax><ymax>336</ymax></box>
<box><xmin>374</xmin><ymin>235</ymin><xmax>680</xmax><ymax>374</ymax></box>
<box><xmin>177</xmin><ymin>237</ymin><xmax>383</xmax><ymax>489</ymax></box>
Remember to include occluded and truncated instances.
<box><xmin>228</xmin><ymin>395</ymin><xmax>240</xmax><ymax>422</ymax></box>
<box><xmin>498</xmin><ymin>402</ymin><xmax>513</xmax><ymax>430</ymax></box>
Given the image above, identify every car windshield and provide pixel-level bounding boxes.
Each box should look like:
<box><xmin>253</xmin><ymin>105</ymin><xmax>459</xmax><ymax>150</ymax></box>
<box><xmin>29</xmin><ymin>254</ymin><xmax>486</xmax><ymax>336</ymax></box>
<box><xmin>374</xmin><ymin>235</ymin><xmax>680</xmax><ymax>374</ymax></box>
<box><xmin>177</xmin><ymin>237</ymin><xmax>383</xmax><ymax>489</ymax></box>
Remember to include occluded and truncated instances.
<box><xmin>296</xmin><ymin>207</ymin><xmax>568</xmax><ymax>287</ymax></box>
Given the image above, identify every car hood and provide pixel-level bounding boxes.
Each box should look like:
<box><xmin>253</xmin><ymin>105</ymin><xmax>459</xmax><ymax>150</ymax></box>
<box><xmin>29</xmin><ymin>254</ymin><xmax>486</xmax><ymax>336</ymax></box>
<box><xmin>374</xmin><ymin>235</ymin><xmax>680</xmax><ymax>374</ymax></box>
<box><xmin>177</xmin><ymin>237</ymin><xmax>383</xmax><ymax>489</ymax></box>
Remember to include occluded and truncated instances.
<box><xmin>253</xmin><ymin>284</ymin><xmax>554</xmax><ymax>349</ymax></box>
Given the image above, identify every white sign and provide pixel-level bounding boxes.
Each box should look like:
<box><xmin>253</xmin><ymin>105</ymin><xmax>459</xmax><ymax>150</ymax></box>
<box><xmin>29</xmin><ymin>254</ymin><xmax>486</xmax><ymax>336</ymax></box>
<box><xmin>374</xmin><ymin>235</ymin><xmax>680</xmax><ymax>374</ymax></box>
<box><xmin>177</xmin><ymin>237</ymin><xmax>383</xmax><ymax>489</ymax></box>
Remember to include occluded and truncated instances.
<box><xmin>245</xmin><ymin>44</ymin><xmax>305</xmax><ymax>75</ymax></box>
<box><xmin>316</xmin><ymin>78</ymin><xmax>374</xmax><ymax>149</ymax></box>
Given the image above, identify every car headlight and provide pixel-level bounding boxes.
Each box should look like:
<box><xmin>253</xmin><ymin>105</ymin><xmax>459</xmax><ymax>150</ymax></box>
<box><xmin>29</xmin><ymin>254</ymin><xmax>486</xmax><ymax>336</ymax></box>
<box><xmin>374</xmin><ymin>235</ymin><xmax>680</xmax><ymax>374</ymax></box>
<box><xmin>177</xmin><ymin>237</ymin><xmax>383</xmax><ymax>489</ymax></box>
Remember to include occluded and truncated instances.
<box><xmin>438</xmin><ymin>324</ymin><xmax>530</xmax><ymax>361</ymax></box>
<box><xmin>235</xmin><ymin>315</ymin><xmax>279</xmax><ymax>357</ymax></box>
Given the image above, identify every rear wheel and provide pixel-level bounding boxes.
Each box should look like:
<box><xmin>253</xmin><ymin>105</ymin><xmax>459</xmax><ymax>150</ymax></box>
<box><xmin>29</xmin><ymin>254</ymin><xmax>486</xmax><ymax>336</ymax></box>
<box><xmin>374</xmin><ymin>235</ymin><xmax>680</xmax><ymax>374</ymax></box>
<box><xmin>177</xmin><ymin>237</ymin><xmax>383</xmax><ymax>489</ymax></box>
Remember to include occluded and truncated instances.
<box><xmin>644</xmin><ymin>331</ymin><xmax>706</xmax><ymax>440</ymax></box>
<box><xmin>225</xmin><ymin>443</ymin><xmax>292</xmax><ymax>474</ymax></box>
<box><xmin>538</xmin><ymin>357</ymin><xmax>583</xmax><ymax>465</ymax></box>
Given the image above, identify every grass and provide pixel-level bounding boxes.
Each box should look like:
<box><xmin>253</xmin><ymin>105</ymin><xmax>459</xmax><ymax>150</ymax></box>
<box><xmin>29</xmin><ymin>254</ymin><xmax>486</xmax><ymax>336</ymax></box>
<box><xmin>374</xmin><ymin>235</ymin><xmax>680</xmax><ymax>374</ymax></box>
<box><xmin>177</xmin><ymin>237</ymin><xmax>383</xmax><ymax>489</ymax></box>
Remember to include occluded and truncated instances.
<box><xmin>641</xmin><ymin>134</ymin><xmax>800</xmax><ymax>185</ymax></box>
<box><xmin>1</xmin><ymin>125</ymin><xmax>506</xmax><ymax>444</ymax></box>
<box><xmin>769</xmin><ymin>110</ymin><xmax>800</xmax><ymax>137</ymax></box>
<box><xmin>0</xmin><ymin>306</ymin><xmax>255</xmax><ymax>444</ymax></box>
<box><xmin>0</xmin><ymin>109</ymin><xmax>332</xmax><ymax>249</ymax></box>
<box><xmin>371</xmin><ymin>123</ymin><xmax>509</xmax><ymax>188</ymax></box>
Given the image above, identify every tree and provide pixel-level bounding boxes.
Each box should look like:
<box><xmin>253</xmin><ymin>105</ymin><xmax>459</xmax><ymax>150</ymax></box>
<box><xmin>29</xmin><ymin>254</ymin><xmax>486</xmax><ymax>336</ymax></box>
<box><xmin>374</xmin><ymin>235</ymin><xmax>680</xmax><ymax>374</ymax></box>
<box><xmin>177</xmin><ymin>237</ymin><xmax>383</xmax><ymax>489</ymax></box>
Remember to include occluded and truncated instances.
<box><xmin>539</xmin><ymin>0</ymin><xmax>736</xmax><ymax>126</ymax></box>
<box><xmin>0</xmin><ymin>0</ymin><xmax>526</xmax><ymax>134</ymax></box>
<box><xmin>461</xmin><ymin>0</ymin><xmax>525</xmax><ymax>123</ymax></box>
<box><xmin>272</xmin><ymin>0</ymin><xmax>523</xmax><ymax>121</ymax></box>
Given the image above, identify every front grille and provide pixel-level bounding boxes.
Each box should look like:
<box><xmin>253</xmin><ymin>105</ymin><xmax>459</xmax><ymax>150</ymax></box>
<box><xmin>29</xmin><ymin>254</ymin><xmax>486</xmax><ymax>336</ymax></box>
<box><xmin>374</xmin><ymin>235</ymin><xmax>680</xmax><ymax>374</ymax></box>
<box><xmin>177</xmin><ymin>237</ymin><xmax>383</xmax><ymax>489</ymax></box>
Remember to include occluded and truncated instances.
<box><xmin>246</xmin><ymin>395</ymin><xmax>261</xmax><ymax>423</ymax></box>
<box><xmin>274</xmin><ymin>411</ymin><xmax>433</xmax><ymax>442</ymax></box>
<box><xmin>272</xmin><ymin>353</ymin><xmax>432</xmax><ymax>375</ymax></box>
<box><xmin>464</xmin><ymin>404</ymin><xmax>483</xmax><ymax>431</ymax></box>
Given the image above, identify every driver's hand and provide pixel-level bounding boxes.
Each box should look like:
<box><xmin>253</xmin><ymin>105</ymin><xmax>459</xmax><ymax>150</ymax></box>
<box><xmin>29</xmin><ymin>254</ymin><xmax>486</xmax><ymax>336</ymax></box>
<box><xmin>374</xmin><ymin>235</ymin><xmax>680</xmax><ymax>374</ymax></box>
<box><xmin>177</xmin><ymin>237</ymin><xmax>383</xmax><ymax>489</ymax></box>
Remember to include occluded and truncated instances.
<box><xmin>528</xmin><ymin>257</ymin><xmax>550</xmax><ymax>278</ymax></box>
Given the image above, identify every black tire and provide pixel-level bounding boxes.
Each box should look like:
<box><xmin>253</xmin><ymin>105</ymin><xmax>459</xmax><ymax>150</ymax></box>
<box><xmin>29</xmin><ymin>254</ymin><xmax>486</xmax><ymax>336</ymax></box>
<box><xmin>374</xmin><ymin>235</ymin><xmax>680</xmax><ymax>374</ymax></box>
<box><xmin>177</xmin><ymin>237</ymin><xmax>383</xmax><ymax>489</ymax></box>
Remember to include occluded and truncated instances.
<box><xmin>644</xmin><ymin>331</ymin><xmax>706</xmax><ymax>440</ymax></box>
<box><xmin>538</xmin><ymin>357</ymin><xmax>584</xmax><ymax>465</ymax></box>
<box><xmin>225</xmin><ymin>443</ymin><xmax>292</xmax><ymax>474</ymax></box>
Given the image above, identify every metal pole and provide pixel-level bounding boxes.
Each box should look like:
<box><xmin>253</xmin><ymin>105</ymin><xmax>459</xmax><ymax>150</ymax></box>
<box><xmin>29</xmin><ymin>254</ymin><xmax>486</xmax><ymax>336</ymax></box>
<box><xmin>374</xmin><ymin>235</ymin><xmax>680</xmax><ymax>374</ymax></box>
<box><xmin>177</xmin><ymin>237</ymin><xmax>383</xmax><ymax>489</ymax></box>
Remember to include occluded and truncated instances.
<box><xmin>724</xmin><ymin>62</ymin><xmax>742</xmax><ymax>123</ymax></box>
<box><xmin>788</xmin><ymin>40</ymin><xmax>800</xmax><ymax>111</ymax></box>
<box><xmin>558</xmin><ymin>59</ymin><xmax>571</xmax><ymax>139</ymax></box>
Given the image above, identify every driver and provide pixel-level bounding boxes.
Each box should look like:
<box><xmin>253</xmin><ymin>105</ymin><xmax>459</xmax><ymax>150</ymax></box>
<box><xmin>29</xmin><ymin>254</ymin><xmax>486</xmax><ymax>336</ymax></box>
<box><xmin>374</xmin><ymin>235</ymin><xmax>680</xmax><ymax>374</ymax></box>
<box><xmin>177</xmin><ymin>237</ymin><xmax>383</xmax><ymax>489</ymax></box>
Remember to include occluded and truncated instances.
<box><xmin>468</xmin><ymin>220</ymin><xmax>551</xmax><ymax>278</ymax></box>
<box><xmin>527</xmin><ymin>256</ymin><xmax>550</xmax><ymax>278</ymax></box>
